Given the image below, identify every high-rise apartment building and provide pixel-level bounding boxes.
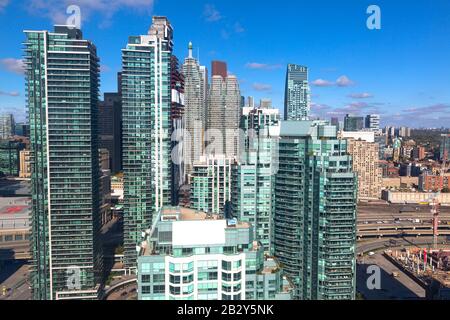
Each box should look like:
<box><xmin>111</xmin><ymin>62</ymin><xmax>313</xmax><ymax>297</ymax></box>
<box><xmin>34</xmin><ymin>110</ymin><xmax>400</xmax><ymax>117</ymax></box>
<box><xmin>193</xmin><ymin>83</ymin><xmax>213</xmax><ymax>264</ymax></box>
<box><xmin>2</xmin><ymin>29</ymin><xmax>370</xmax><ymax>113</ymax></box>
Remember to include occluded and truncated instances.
<box><xmin>232</xmin><ymin>106</ymin><xmax>280</xmax><ymax>253</ymax></box>
<box><xmin>24</xmin><ymin>25</ymin><xmax>102</xmax><ymax>299</ymax></box>
<box><xmin>346</xmin><ymin>139</ymin><xmax>382</xmax><ymax>200</ymax></box>
<box><xmin>365</xmin><ymin>114</ymin><xmax>380</xmax><ymax>133</ymax></box>
<box><xmin>0</xmin><ymin>114</ymin><xmax>15</xmax><ymax>139</ymax></box>
<box><xmin>182</xmin><ymin>42</ymin><xmax>208</xmax><ymax>176</ymax></box>
<box><xmin>122</xmin><ymin>16</ymin><xmax>175</xmax><ymax>269</ymax></box>
<box><xmin>190</xmin><ymin>155</ymin><xmax>234</xmax><ymax>215</ymax></box>
<box><xmin>99</xmin><ymin>91</ymin><xmax>122</xmax><ymax>174</ymax></box>
<box><xmin>440</xmin><ymin>134</ymin><xmax>450</xmax><ymax>161</ymax></box>
<box><xmin>207</xmin><ymin>64</ymin><xmax>241</xmax><ymax>158</ymax></box>
<box><xmin>136</xmin><ymin>206</ymin><xmax>294</xmax><ymax>300</ymax></box>
<box><xmin>344</xmin><ymin>114</ymin><xmax>364</xmax><ymax>131</ymax></box>
<box><xmin>273</xmin><ymin>121</ymin><xmax>357</xmax><ymax>300</ymax></box>
<box><xmin>284</xmin><ymin>64</ymin><xmax>310</xmax><ymax>121</ymax></box>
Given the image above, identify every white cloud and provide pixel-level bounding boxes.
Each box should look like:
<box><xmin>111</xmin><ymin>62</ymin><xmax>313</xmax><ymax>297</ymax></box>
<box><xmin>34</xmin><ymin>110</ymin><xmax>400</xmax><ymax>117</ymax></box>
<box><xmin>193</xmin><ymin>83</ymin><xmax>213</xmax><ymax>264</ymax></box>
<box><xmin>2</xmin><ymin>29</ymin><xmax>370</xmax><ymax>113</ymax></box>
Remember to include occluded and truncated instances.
<box><xmin>313</xmin><ymin>75</ymin><xmax>355</xmax><ymax>87</ymax></box>
<box><xmin>26</xmin><ymin>0</ymin><xmax>154</xmax><ymax>26</ymax></box>
<box><xmin>0</xmin><ymin>58</ymin><xmax>25</xmax><ymax>75</ymax></box>
<box><xmin>0</xmin><ymin>0</ymin><xmax>9</xmax><ymax>11</ymax></box>
<box><xmin>312</xmin><ymin>79</ymin><xmax>334</xmax><ymax>87</ymax></box>
<box><xmin>348</xmin><ymin>92</ymin><xmax>373</xmax><ymax>99</ymax></box>
<box><xmin>252</xmin><ymin>83</ymin><xmax>272</xmax><ymax>92</ymax></box>
<box><xmin>0</xmin><ymin>90</ymin><xmax>20</xmax><ymax>97</ymax></box>
<box><xmin>245</xmin><ymin>62</ymin><xmax>282</xmax><ymax>70</ymax></box>
<box><xmin>204</xmin><ymin>4</ymin><xmax>222</xmax><ymax>22</ymax></box>
<box><xmin>336</xmin><ymin>75</ymin><xmax>355</xmax><ymax>87</ymax></box>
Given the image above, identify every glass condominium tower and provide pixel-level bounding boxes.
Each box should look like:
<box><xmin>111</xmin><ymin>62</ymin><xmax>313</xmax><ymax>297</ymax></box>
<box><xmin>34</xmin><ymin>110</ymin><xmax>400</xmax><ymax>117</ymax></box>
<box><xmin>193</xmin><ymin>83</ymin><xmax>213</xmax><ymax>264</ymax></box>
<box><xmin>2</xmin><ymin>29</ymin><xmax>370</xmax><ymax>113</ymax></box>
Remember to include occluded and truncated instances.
<box><xmin>122</xmin><ymin>17</ymin><xmax>174</xmax><ymax>270</ymax></box>
<box><xmin>24</xmin><ymin>25</ymin><xmax>102</xmax><ymax>300</ymax></box>
<box><xmin>232</xmin><ymin>106</ymin><xmax>280</xmax><ymax>253</ymax></box>
<box><xmin>273</xmin><ymin>121</ymin><xmax>357</xmax><ymax>300</ymax></box>
<box><xmin>284</xmin><ymin>64</ymin><xmax>311</xmax><ymax>121</ymax></box>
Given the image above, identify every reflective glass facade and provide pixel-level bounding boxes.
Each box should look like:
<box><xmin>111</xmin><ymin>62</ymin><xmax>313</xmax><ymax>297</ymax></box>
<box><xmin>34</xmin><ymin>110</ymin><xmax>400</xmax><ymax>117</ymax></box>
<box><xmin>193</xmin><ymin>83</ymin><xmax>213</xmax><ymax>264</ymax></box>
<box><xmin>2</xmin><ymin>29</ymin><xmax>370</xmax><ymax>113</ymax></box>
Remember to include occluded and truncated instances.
<box><xmin>273</xmin><ymin>121</ymin><xmax>357</xmax><ymax>300</ymax></box>
<box><xmin>122</xmin><ymin>17</ymin><xmax>174</xmax><ymax>269</ymax></box>
<box><xmin>24</xmin><ymin>26</ymin><xmax>102</xmax><ymax>300</ymax></box>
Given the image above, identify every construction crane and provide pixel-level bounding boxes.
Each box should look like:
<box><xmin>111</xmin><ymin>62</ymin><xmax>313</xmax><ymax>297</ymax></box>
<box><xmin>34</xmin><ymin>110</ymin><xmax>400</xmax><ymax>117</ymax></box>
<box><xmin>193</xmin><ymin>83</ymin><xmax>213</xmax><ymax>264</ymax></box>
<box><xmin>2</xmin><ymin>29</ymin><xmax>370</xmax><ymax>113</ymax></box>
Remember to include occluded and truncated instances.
<box><xmin>431</xmin><ymin>195</ymin><xmax>440</xmax><ymax>250</ymax></box>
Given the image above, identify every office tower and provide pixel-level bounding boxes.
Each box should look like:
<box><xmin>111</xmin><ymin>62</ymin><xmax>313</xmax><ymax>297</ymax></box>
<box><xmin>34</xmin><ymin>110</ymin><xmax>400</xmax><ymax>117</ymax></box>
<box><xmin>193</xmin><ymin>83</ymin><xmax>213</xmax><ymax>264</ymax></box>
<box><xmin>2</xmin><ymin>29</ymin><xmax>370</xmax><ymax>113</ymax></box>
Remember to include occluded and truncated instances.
<box><xmin>365</xmin><ymin>114</ymin><xmax>380</xmax><ymax>133</ymax></box>
<box><xmin>190</xmin><ymin>155</ymin><xmax>234</xmax><ymax>214</ymax></box>
<box><xmin>24</xmin><ymin>25</ymin><xmax>102</xmax><ymax>300</ymax></box>
<box><xmin>273</xmin><ymin>121</ymin><xmax>357</xmax><ymax>300</ymax></box>
<box><xmin>346</xmin><ymin>139</ymin><xmax>382</xmax><ymax>200</ymax></box>
<box><xmin>330</xmin><ymin>117</ymin><xmax>339</xmax><ymax>128</ymax></box>
<box><xmin>0</xmin><ymin>114</ymin><xmax>15</xmax><ymax>139</ymax></box>
<box><xmin>440</xmin><ymin>134</ymin><xmax>450</xmax><ymax>161</ymax></box>
<box><xmin>259</xmin><ymin>98</ymin><xmax>272</xmax><ymax>109</ymax></box>
<box><xmin>344</xmin><ymin>114</ymin><xmax>364</xmax><ymax>131</ymax></box>
<box><xmin>211</xmin><ymin>60</ymin><xmax>227</xmax><ymax>78</ymax></box>
<box><xmin>99</xmin><ymin>91</ymin><xmax>122</xmax><ymax>174</ymax></box>
<box><xmin>232</xmin><ymin>107</ymin><xmax>280</xmax><ymax>253</ymax></box>
<box><xmin>182</xmin><ymin>42</ymin><xmax>208</xmax><ymax>177</ymax></box>
<box><xmin>122</xmin><ymin>16</ymin><xmax>175</xmax><ymax>269</ymax></box>
<box><xmin>137</xmin><ymin>206</ymin><xmax>294</xmax><ymax>300</ymax></box>
<box><xmin>413</xmin><ymin>146</ymin><xmax>426</xmax><ymax>160</ymax></box>
<box><xmin>284</xmin><ymin>64</ymin><xmax>310</xmax><ymax>121</ymax></box>
<box><xmin>19</xmin><ymin>149</ymin><xmax>31</xmax><ymax>178</ymax></box>
<box><xmin>0</xmin><ymin>140</ymin><xmax>24</xmax><ymax>176</ymax></box>
<box><xmin>240</xmin><ymin>96</ymin><xmax>245</xmax><ymax>109</ymax></box>
<box><xmin>207</xmin><ymin>65</ymin><xmax>241</xmax><ymax>158</ymax></box>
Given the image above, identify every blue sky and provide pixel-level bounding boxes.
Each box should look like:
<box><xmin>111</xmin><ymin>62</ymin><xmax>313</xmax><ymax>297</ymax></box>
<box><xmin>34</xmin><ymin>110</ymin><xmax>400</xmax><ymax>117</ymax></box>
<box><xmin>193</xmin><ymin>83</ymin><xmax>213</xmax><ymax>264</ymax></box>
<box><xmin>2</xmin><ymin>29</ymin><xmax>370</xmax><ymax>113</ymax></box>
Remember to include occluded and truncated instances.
<box><xmin>0</xmin><ymin>0</ymin><xmax>449</xmax><ymax>127</ymax></box>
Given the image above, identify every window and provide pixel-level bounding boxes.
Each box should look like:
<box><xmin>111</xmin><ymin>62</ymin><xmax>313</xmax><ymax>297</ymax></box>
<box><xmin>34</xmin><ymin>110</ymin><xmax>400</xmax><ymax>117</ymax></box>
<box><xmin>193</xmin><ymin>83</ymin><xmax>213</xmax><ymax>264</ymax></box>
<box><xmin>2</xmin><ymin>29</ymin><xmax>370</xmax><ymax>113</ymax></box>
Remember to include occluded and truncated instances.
<box><xmin>183</xmin><ymin>285</ymin><xmax>194</xmax><ymax>295</ymax></box>
<box><xmin>153</xmin><ymin>285</ymin><xmax>165</xmax><ymax>294</ymax></box>
<box><xmin>222</xmin><ymin>272</ymin><xmax>232</xmax><ymax>282</ymax></box>
<box><xmin>169</xmin><ymin>263</ymin><xmax>181</xmax><ymax>273</ymax></box>
<box><xmin>153</xmin><ymin>274</ymin><xmax>165</xmax><ymax>283</ymax></box>
<box><xmin>222</xmin><ymin>294</ymin><xmax>232</xmax><ymax>301</ymax></box>
<box><xmin>233</xmin><ymin>272</ymin><xmax>242</xmax><ymax>282</ymax></box>
<box><xmin>141</xmin><ymin>275</ymin><xmax>151</xmax><ymax>283</ymax></box>
<box><xmin>170</xmin><ymin>275</ymin><xmax>181</xmax><ymax>284</ymax></box>
<box><xmin>222</xmin><ymin>261</ymin><xmax>232</xmax><ymax>271</ymax></box>
<box><xmin>141</xmin><ymin>286</ymin><xmax>151</xmax><ymax>295</ymax></box>
<box><xmin>183</xmin><ymin>262</ymin><xmax>194</xmax><ymax>272</ymax></box>
<box><xmin>183</xmin><ymin>274</ymin><xmax>194</xmax><ymax>283</ymax></box>
<box><xmin>170</xmin><ymin>286</ymin><xmax>181</xmax><ymax>295</ymax></box>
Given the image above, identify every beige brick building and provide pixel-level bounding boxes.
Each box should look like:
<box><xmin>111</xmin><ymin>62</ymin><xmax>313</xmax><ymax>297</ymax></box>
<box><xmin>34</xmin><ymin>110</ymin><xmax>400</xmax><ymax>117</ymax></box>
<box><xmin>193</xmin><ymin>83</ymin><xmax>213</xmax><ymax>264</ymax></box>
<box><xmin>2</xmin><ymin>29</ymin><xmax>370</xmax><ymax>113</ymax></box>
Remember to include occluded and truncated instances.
<box><xmin>19</xmin><ymin>150</ymin><xmax>31</xmax><ymax>179</ymax></box>
<box><xmin>347</xmin><ymin>139</ymin><xmax>382</xmax><ymax>200</ymax></box>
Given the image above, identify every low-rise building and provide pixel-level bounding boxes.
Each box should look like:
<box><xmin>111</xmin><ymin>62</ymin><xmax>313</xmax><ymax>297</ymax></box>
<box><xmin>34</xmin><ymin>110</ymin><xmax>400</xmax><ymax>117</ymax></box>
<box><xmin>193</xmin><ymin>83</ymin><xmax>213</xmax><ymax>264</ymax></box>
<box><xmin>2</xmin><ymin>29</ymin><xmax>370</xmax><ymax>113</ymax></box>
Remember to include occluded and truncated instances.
<box><xmin>419</xmin><ymin>173</ymin><xmax>450</xmax><ymax>192</ymax></box>
<box><xmin>382</xmin><ymin>190</ymin><xmax>450</xmax><ymax>204</ymax></box>
<box><xmin>19</xmin><ymin>150</ymin><xmax>31</xmax><ymax>179</ymax></box>
<box><xmin>137</xmin><ymin>206</ymin><xmax>293</xmax><ymax>300</ymax></box>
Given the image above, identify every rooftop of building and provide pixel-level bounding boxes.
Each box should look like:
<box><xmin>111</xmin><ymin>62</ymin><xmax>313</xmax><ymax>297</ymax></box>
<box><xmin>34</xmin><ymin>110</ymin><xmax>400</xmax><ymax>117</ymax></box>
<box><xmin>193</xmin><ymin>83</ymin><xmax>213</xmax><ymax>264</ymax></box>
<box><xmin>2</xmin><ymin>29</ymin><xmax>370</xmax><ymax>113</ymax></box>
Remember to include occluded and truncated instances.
<box><xmin>160</xmin><ymin>206</ymin><xmax>250</xmax><ymax>229</ymax></box>
<box><xmin>0</xmin><ymin>197</ymin><xmax>30</xmax><ymax>230</ymax></box>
